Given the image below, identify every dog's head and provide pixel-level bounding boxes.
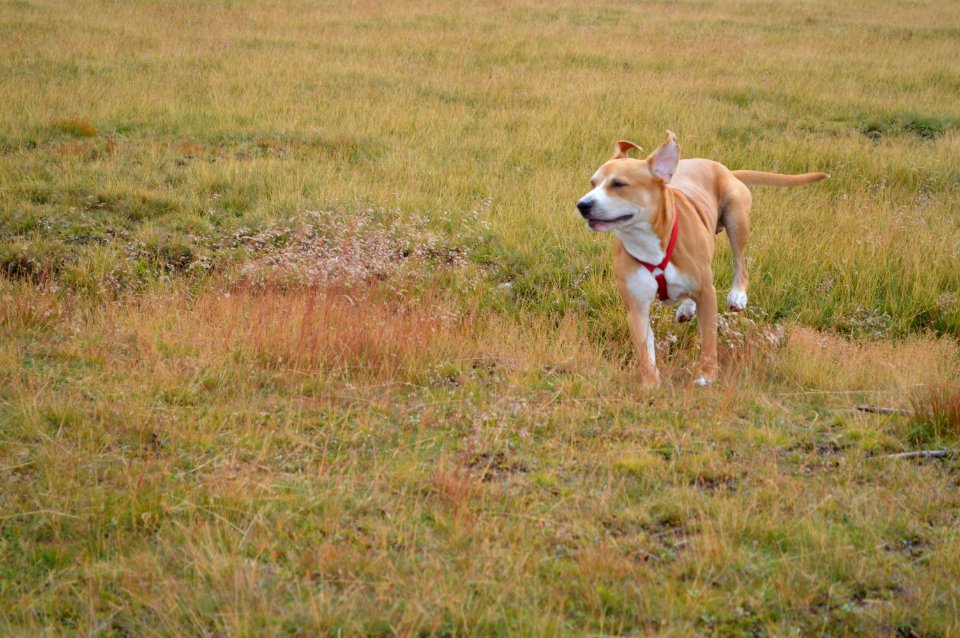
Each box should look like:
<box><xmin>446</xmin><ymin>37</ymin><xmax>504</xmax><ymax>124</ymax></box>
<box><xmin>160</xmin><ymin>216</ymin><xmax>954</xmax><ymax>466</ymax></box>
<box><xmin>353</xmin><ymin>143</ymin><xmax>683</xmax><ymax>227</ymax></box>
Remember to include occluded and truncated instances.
<box><xmin>576</xmin><ymin>131</ymin><xmax>680</xmax><ymax>232</ymax></box>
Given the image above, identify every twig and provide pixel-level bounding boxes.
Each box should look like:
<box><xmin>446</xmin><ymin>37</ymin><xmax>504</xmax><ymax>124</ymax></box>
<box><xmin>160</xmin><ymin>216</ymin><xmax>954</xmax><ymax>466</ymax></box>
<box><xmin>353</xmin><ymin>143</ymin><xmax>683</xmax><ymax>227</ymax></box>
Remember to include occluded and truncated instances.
<box><xmin>883</xmin><ymin>449</ymin><xmax>958</xmax><ymax>460</ymax></box>
<box><xmin>777</xmin><ymin>385</ymin><xmax>923</xmax><ymax>396</ymax></box>
<box><xmin>856</xmin><ymin>404</ymin><xmax>911</xmax><ymax>416</ymax></box>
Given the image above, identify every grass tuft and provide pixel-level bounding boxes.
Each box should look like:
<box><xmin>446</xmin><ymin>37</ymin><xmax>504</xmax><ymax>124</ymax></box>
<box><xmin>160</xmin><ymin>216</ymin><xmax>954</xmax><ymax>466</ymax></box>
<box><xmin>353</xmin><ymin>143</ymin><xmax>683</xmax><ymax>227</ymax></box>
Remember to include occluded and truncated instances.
<box><xmin>909</xmin><ymin>383</ymin><xmax>960</xmax><ymax>445</ymax></box>
<box><xmin>53</xmin><ymin>117</ymin><xmax>97</xmax><ymax>138</ymax></box>
<box><xmin>858</xmin><ymin>113</ymin><xmax>955</xmax><ymax>140</ymax></box>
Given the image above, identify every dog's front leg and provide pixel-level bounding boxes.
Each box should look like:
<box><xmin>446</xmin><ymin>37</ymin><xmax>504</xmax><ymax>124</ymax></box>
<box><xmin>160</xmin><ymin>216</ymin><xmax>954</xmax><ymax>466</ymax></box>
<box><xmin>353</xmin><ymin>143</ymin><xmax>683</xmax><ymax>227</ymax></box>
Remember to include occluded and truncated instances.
<box><xmin>693</xmin><ymin>284</ymin><xmax>718</xmax><ymax>386</ymax></box>
<box><xmin>625</xmin><ymin>303</ymin><xmax>660</xmax><ymax>388</ymax></box>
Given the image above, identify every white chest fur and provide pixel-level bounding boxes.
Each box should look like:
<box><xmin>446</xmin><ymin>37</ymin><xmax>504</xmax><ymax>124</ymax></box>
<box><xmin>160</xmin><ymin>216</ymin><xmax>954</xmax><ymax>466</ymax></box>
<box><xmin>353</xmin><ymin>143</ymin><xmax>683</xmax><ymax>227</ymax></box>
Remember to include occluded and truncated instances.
<box><xmin>624</xmin><ymin>261</ymin><xmax>696</xmax><ymax>307</ymax></box>
<box><xmin>617</xmin><ymin>222</ymin><xmax>696</xmax><ymax>306</ymax></box>
<box><xmin>615</xmin><ymin>222</ymin><xmax>663</xmax><ymax>265</ymax></box>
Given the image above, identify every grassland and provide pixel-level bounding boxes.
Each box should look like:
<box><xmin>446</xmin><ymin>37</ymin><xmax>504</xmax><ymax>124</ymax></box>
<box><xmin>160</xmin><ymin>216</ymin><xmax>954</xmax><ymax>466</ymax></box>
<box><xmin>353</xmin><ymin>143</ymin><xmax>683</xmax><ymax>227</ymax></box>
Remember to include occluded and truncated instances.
<box><xmin>2</xmin><ymin>0</ymin><xmax>960</xmax><ymax>636</ymax></box>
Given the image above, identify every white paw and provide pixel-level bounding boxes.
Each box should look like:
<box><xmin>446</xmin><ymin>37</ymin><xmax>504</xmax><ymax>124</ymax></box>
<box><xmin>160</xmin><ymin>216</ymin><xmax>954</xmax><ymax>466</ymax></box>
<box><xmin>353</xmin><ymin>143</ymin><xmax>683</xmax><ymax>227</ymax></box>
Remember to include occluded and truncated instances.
<box><xmin>727</xmin><ymin>290</ymin><xmax>748</xmax><ymax>312</ymax></box>
<box><xmin>693</xmin><ymin>376</ymin><xmax>714</xmax><ymax>387</ymax></box>
<box><xmin>675</xmin><ymin>299</ymin><xmax>696</xmax><ymax>323</ymax></box>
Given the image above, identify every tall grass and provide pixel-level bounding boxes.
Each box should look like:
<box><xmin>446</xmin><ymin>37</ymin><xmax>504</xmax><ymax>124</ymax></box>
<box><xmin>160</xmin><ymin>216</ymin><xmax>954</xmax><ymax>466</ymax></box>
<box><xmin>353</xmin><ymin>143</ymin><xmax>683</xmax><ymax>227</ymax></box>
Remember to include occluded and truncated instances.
<box><xmin>143</xmin><ymin>283</ymin><xmax>465</xmax><ymax>381</ymax></box>
<box><xmin>1</xmin><ymin>0</ymin><xmax>958</xmax><ymax>335</ymax></box>
<box><xmin>909</xmin><ymin>383</ymin><xmax>960</xmax><ymax>445</ymax></box>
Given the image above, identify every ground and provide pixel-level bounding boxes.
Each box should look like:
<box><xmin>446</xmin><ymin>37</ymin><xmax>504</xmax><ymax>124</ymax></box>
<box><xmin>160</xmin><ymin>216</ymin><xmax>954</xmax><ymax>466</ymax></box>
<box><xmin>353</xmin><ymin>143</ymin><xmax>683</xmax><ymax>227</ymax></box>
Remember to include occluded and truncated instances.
<box><xmin>1</xmin><ymin>1</ymin><xmax>959</xmax><ymax>636</ymax></box>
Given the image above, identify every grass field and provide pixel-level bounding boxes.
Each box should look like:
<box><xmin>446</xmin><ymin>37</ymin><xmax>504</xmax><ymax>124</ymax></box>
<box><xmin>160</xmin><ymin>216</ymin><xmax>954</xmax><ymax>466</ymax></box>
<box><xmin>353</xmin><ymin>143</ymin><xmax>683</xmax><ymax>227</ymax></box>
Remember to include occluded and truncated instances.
<box><xmin>2</xmin><ymin>0</ymin><xmax>960</xmax><ymax>635</ymax></box>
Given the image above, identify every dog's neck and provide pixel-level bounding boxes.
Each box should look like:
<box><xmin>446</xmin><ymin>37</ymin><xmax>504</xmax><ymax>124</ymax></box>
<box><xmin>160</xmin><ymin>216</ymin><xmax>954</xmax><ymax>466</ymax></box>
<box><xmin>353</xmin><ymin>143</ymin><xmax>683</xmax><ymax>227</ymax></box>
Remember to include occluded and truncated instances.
<box><xmin>615</xmin><ymin>187</ymin><xmax>676</xmax><ymax>265</ymax></box>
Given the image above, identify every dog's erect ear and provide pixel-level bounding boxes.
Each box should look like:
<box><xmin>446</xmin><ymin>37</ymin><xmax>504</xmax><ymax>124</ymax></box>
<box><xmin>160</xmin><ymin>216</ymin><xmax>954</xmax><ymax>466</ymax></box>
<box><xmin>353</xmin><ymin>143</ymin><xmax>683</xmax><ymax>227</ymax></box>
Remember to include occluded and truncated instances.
<box><xmin>647</xmin><ymin>131</ymin><xmax>680</xmax><ymax>183</ymax></box>
<box><xmin>612</xmin><ymin>140</ymin><xmax>642</xmax><ymax>159</ymax></box>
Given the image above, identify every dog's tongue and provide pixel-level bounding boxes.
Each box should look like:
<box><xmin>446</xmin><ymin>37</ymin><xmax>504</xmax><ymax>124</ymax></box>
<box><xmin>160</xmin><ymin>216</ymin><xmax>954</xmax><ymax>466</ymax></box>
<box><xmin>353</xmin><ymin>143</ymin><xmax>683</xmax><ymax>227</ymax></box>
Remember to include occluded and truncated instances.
<box><xmin>588</xmin><ymin>219</ymin><xmax>611</xmax><ymax>232</ymax></box>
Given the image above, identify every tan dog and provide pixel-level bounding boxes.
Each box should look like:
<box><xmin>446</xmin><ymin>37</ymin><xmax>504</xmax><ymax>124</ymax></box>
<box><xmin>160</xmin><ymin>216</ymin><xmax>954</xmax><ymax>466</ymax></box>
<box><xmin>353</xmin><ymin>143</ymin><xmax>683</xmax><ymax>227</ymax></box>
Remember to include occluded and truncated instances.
<box><xmin>577</xmin><ymin>132</ymin><xmax>827</xmax><ymax>387</ymax></box>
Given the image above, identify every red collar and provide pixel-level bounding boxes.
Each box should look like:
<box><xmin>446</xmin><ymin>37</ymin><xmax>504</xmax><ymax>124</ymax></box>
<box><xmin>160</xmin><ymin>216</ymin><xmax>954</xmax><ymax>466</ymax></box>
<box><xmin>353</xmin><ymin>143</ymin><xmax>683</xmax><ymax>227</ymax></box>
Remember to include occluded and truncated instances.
<box><xmin>636</xmin><ymin>205</ymin><xmax>679</xmax><ymax>301</ymax></box>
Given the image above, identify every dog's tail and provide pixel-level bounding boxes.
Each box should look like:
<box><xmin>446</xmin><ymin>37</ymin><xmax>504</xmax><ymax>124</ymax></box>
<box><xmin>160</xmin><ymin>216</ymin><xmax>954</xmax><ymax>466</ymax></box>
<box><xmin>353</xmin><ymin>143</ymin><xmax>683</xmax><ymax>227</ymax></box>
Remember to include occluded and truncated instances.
<box><xmin>732</xmin><ymin>170</ymin><xmax>829</xmax><ymax>187</ymax></box>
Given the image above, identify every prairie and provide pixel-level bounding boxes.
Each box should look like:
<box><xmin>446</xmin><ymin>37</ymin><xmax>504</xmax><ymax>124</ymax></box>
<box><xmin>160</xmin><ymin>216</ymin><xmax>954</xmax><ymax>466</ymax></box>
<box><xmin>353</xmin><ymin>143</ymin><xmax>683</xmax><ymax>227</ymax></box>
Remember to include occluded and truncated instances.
<box><xmin>1</xmin><ymin>0</ymin><xmax>959</xmax><ymax>635</ymax></box>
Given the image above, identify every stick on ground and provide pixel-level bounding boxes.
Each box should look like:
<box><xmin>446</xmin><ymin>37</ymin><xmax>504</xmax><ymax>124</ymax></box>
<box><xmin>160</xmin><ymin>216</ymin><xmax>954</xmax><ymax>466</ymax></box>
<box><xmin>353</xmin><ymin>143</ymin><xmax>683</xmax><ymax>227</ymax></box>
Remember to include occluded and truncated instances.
<box><xmin>856</xmin><ymin>404</ymin><xmax>911</xmax><ymax>415</ymax></box>
<box><xmin>883</xmin><ymin>449</ymin><xmax>958</xmax><ymax>460</ymax></box>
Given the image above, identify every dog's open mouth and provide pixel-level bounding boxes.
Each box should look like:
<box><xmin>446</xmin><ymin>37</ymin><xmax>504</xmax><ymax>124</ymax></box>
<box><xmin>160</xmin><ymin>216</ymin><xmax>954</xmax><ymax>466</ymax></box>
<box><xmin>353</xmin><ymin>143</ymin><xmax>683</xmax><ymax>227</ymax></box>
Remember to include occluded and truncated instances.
<box><xmin>587</xmin><ymin>214</ymin><xmax>634</xmax><ymax>231</ymax></box>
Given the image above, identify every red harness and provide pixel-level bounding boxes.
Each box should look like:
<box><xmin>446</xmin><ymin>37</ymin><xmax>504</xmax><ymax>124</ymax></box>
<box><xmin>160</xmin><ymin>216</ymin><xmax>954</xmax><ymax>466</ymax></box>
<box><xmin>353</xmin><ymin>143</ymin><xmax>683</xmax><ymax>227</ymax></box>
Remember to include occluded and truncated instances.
<box><xmin>636</xmin><ymin>206</ymin><xmax>679</xmax><ymax>302</ymax></box>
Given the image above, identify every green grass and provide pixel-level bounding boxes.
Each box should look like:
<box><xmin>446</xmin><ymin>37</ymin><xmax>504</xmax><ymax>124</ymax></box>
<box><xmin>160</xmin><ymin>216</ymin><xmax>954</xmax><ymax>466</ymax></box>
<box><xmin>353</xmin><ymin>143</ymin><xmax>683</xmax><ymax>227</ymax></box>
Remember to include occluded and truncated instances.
<box><xmin>2</xmin><ymin>0</ymin><xmax>960</xmax><ymax>635</ymax></box>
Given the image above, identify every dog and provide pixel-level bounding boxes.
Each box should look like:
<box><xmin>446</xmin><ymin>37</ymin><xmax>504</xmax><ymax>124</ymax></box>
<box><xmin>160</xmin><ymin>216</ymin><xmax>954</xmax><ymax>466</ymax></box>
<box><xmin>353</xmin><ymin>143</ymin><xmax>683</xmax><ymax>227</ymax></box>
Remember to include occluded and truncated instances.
<box><xmin>577</xmin><ymin>131</ymin><xmax>827</xmax><ymax>387</ymax></box>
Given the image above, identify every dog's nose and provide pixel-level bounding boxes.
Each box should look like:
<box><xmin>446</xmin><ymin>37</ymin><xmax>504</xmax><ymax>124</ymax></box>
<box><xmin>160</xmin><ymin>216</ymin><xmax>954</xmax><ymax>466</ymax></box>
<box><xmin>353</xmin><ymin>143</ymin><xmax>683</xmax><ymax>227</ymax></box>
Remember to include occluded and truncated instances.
<box><xmin>577</xmin><ymin>199</ymin><xmax>593</xmax><ymax>217</ymax></box>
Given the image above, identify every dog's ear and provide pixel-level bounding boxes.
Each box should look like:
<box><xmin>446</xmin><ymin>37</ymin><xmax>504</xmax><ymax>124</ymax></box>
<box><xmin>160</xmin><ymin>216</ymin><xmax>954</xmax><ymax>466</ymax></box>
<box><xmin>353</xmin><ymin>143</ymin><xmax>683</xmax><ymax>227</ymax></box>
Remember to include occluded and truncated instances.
<box><xmin>612</xmin><ymin>140</ymin><xmax>642</xmax><ymax>159</ymax></box>
<box><xmin>647</xmin><ymin>131</ymin><xmax>680</xmax><ymax>183</ymax></box>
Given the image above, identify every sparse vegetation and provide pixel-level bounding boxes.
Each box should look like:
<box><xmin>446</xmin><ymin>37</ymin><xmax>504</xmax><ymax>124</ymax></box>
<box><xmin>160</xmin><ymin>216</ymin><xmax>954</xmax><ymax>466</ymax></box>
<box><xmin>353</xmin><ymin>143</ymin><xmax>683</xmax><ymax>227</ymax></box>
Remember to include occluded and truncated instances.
<box><xmin>1</xmin><ymin>1</ymin><xmax>959</xmax><ymax>636</ymax></box>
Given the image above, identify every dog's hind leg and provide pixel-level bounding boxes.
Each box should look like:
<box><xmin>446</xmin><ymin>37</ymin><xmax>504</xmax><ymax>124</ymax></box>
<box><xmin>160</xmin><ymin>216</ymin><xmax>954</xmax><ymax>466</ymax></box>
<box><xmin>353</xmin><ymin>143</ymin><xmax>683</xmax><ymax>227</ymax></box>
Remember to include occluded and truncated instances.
<box><xmin>721</xmin><ymin>182</ymin><xmax>752</xmax><ymax>312</ymax></box>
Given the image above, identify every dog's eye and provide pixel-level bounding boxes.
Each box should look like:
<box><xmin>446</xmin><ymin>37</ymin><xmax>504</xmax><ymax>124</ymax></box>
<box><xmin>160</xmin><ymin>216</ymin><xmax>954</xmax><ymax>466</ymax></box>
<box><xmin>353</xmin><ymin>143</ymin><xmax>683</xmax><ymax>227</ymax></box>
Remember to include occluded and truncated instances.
<box><xmin>610</xmin><ymin>179</ymin><xmax>627</xmax><ymax>188</ymax></box>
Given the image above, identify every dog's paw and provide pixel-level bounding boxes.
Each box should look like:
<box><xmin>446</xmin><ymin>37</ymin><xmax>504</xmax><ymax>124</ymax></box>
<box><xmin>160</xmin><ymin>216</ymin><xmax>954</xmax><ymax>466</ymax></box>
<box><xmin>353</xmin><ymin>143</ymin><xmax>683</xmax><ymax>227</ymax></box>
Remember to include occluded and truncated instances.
<box><xmin>727</xmin><ymin>290</ymin><xmax>748</xmax><ymax>312</ymax></box>
<box><xmin>638</xmin><ymin>367</ymin><xmax>662</xmax><ymax>390</ymax></box>
<box><xmin>693</xmin><ymin>376</ymin><xmax>714</xmax><ymax>388</ymax></box>
<box><xmin>675</xmin><ymin>299</ymin><xmax>696</xmax><ymax>323</ymax></box>
<box><xmin>639</xmin><ymin>374</ymin><xmax>662</xmax><ymax>390</ymax></box>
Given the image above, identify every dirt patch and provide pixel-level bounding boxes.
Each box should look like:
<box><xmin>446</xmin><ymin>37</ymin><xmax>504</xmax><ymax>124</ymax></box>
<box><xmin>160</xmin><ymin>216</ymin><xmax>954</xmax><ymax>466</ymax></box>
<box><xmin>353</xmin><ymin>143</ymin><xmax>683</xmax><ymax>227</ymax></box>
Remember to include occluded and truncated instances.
<box><xmin>883</xmin><ymin>534</ymin><xmax>931</xmax><ymax>561</ymax></box>
<box><xmin>781</xmin><ymin>441</ymin><xmax>848</xmax><ymax>476</ymax></box>
<box><xmin>239</xmin><ymin>218</ymin><xmax>402</xmax><ymax>286</ymax></box>
<box><xmin>236</xmin><ymin>209</ymin><xmax>467</xmax><ymax>288</ymax></box>
<box><xmin>466</xmin><ymin>450</ymin><xmax>528</xmax><ymax>483</ymax></box>
<box><xmin>689</xmin><ymin>474</ymin><xmax>738</xmax><ymax>493</ymax></box>
<box><xmin>638</xmin><ymin>516</ymin><xmax>690</xmax><ymax>561</ymax></box>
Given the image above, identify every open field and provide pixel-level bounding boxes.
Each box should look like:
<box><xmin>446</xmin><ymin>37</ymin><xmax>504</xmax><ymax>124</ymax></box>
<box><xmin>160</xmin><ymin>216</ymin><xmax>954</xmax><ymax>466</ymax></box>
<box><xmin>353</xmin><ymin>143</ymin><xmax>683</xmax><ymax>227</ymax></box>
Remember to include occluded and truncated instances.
<box><xmin>2</xmin><ymin>0</ymin><xmax>960</xmax><ymax>635</ymax></box>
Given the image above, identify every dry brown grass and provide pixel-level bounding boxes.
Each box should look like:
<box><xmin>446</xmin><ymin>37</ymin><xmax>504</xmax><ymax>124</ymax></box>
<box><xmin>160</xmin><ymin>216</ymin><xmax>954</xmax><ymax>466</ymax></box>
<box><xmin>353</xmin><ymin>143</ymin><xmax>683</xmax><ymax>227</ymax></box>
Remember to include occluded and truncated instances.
<box><xmin>203</xmin><ymin>284</ymin><xmax>462</xmax><ymax>380</ymax></box>
<box><xmin>2</xmin><ymin>278</ymin><xmax>960</xmax><ymax>635</ymax></box>
<box><xmin>778</xmin><ymin>326</ymin><xmax>960</xmax><ymax>394</ymax></box>
<box><xmin>97</xmin><ymin>279</ymin><xmax>467</xmax><ymax>387</ymax></box>
<box><xmin>53</xmin><ymin>117</ymin><xmax>97</xmax><ymax>138</ymax></box>
<box><xmin>910</xmin><ymin>383</ymin><xmax>960</xmax><ymax>444</ymax></box>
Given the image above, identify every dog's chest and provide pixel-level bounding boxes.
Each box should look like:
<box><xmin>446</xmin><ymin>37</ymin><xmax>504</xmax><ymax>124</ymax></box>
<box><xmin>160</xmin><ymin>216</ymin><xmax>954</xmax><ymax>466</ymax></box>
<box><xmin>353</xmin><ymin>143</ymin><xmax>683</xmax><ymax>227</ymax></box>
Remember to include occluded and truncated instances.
<box><xmin>624</xmin><ymin>263</ymin><xmax>696</xmax><ymax>306</ymax></box>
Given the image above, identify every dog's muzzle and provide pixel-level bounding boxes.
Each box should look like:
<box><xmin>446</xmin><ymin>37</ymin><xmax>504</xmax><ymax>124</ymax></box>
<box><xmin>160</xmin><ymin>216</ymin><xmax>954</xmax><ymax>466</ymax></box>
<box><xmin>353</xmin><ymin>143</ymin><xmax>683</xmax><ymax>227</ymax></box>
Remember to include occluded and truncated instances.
<box><xmin>576</xmin><ymin>198</ymin><xmax>593</xmax><ymax>217</ymax></box>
